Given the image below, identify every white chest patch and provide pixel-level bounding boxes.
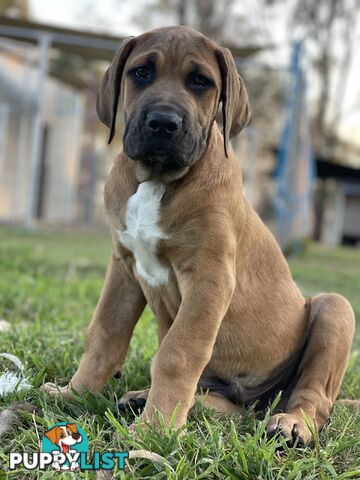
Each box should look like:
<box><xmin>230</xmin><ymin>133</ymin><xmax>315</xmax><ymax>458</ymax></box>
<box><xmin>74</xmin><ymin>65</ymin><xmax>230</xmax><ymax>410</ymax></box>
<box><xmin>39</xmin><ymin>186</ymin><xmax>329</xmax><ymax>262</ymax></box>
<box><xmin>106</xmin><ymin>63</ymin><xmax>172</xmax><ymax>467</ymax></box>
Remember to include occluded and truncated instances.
<box><xmin>118</xmin><ymin>180</ymin><xmax>169</xmax><ymax>287</ymax></box>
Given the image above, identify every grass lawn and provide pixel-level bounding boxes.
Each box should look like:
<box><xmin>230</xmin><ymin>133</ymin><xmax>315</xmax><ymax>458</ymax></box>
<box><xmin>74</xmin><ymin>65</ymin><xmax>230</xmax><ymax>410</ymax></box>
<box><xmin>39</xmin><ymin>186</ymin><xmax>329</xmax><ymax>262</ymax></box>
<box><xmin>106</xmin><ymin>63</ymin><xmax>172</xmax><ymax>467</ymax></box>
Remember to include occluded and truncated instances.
<box><xmin>0</xmin><ymin>227</ymin><xmax>359</xmax><ymax>479</ymax></box>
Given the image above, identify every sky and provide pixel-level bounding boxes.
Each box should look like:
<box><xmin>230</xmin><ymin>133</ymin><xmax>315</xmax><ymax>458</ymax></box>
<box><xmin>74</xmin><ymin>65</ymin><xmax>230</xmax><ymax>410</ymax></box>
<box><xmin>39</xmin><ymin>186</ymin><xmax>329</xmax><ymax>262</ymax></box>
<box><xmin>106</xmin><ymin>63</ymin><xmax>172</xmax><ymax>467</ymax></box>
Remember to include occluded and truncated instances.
<box><xmin>28</xmin><ymin>0</ymin><xmax>360</xmax><ymax>149</ymax></box>
<box><xmin>30</xmin><ymin>0</ymin><xmax>173</xmax><ymax>36</ymax></box>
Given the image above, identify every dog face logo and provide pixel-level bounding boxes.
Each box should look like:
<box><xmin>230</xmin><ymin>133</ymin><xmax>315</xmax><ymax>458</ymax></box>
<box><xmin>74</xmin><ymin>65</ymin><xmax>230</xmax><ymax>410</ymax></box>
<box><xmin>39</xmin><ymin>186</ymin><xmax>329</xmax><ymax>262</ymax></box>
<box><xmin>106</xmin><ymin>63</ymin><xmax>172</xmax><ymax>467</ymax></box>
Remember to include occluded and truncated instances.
<box><xmin>45</xmin><ymin>423</ymin><xmax>82</xmax><ymax>454</ymax></box>
<box><xmin>42</xmin><ymin>422</ymin><xmax>88</xmax><ymax>471</ymax></box>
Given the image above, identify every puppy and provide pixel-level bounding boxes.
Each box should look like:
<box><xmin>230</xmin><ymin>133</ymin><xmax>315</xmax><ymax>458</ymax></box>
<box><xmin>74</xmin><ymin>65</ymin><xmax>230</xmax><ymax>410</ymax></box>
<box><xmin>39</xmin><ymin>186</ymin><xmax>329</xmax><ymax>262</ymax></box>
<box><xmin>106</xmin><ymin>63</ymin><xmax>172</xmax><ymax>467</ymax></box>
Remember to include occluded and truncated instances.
<box><xmin>43</xmin><ymin>26</ymin><xmax>355</xmax><ymax>446</ymax></box>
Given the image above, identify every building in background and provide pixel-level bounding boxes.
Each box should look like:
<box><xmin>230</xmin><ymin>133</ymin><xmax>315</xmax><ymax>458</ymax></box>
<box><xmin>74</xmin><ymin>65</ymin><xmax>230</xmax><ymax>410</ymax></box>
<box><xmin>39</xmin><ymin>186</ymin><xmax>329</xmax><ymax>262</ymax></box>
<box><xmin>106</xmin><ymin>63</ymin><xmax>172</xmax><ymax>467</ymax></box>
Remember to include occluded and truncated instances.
<box><xmin>0</xmin><ymin>39</ymin><xmax>84</xmax><ymax>223</ymax></box>
<box><xmin>315</xmin><ymin>142</ymin><xmax>360</xmax><ymax>246</ymax></box>
<box><xmin>0</xmin><ymin>15</ymin><xmax>126</xmax><ymax>227</ymax></box>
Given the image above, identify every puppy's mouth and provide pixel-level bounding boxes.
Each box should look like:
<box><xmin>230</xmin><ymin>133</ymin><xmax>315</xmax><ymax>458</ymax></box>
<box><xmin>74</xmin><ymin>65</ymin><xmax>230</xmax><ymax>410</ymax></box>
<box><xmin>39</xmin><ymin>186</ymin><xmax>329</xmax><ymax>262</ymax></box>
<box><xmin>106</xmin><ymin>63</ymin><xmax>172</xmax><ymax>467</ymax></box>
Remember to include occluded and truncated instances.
<box><xmin>139</xmin><ymin>151</ymin><xmax>186</xmax><ymax>173</ymax></box>
<box><xmin>147</xmin><ymin>152</ymin><xmax>169</xmax><ymax>163</ymax></box>
<box><xmin>61</xmin><ymin>443</ymin><xmax>70</xmax><ymax>454</ymax></box>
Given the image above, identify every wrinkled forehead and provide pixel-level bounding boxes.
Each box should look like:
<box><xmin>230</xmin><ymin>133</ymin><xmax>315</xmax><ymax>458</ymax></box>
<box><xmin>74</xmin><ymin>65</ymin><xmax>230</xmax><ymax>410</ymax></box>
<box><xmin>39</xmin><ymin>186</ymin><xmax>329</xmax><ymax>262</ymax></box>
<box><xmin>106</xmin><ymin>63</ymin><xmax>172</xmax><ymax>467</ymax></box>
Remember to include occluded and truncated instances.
<box><xmin>127</xmin><ymin>28</ymin><xmax>220</xmax><ymax>78</ymax></box>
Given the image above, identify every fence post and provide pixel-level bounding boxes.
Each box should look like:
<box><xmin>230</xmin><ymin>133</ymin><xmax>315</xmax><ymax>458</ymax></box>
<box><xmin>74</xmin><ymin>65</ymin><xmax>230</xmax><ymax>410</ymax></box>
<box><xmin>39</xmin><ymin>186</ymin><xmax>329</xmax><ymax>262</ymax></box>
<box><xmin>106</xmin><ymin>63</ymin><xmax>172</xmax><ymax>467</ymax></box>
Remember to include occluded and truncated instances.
<box><xmin>275</xmin><ymin>42</ymin><xmax>301</xmax><ymax>248</ymax></box>
<box><xmin>25</xmin><ymin>32</ymin><xmax>51</xmax><ymax>228</ymax></box>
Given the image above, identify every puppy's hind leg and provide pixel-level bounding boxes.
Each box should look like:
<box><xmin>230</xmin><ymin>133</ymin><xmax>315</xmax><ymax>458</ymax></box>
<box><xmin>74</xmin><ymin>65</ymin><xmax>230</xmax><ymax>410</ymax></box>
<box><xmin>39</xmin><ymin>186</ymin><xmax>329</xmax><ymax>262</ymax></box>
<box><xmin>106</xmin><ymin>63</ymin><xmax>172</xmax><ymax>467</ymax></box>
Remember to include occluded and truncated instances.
<box><xmin>43</xmin><ymin>255</ymin><xmax>146</xmax><ymax>396</ymax></box>
<box><xmin>196</xmin><ymin>391</ymin><xmax>243</xmax><ymax>415</ymax></box>
<box><xmin>266</xmin><ymin>293</ymin><xmax>355</xmax><ymax>445</ymax></box>
<box><xmin>117</xmin><ymin>389</ymin><xmax>244</xmax><ymax>417</ymax></box>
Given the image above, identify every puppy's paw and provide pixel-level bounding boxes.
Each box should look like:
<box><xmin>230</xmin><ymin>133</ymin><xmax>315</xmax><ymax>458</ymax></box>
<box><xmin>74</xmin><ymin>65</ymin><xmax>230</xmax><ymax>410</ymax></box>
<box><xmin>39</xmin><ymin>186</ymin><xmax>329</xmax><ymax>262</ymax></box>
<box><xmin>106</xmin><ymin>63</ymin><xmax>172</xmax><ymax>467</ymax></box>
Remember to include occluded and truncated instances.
<box><xmin>118</xmin><ymin>388</ymin><xmax>150</xmax><ymax>415</ymax></box>
<box><xmin>266</xmin><ymin>412</ymin><xmax>312</xmax><ymax>446</ymax></box>
<box><xmin>41</xmin><ymin>382</ymin><xmax>71</xmax><ymax>398</ymax></box>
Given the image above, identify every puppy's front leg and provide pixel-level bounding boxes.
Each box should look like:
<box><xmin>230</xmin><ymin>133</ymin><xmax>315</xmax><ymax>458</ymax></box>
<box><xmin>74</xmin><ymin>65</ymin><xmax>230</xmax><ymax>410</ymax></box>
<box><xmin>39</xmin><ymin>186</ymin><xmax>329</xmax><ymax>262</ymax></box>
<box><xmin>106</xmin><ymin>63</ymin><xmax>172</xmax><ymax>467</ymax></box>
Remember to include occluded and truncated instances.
<box><xmin>141</xmin><ymin>259</ymin><xmax>236</xmax><ymax>429</ymax></box>
<box><xmin>44</xmin><ymin>252</ymin><xmax>146</xmax><ymax>395</ymax></box>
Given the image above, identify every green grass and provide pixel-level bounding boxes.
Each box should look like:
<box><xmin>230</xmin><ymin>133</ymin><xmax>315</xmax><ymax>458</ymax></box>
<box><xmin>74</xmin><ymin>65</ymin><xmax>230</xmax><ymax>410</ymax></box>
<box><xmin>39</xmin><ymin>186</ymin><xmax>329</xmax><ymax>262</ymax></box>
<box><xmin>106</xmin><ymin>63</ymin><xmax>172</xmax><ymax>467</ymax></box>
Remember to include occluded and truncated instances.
<box><xmin>0</xmin><ymin>227</ymin><xmax>359</xmax><ymax>479</ymax></box>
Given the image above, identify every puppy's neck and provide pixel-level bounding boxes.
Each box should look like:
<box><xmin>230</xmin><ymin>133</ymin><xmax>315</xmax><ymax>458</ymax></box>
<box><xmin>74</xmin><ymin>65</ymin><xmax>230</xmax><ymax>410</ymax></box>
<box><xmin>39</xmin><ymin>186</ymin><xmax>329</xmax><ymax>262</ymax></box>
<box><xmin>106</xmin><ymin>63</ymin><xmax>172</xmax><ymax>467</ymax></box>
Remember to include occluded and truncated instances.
<box><xmin>135</xmin><ymin>162</ymin><xmax>190</xmax><ymax>183</ymax></box>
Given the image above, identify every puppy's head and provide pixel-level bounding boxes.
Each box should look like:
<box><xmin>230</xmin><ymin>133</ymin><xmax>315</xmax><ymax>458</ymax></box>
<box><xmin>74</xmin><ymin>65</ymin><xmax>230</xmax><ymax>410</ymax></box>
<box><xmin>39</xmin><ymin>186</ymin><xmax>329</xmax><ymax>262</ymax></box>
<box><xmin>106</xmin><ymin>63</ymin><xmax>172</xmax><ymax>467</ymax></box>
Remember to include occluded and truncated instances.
<box><xmin>97</xmin><ymin>26</ymin><xmax>250</xmax><ymax>175</ymax></box>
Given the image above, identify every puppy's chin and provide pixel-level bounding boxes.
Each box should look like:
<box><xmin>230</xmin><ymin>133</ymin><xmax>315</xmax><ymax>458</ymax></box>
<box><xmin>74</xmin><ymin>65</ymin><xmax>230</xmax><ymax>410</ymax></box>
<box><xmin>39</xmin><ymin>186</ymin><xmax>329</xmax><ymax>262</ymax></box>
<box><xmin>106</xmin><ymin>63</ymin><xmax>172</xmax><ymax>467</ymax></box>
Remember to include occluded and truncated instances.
<box><xmin>124</xmin><ymin>145</ymin><xmax>195</xmax><ymax>182</ymax></box>
<box><xmin>135</xmin><ymin>160</ymin><xmax>190</xmax><ymax>183</ymax></box>
<box><xmin>123</xmin><ymin>127</ymin><xmax>208</xmax><ymax>182</ymax></box>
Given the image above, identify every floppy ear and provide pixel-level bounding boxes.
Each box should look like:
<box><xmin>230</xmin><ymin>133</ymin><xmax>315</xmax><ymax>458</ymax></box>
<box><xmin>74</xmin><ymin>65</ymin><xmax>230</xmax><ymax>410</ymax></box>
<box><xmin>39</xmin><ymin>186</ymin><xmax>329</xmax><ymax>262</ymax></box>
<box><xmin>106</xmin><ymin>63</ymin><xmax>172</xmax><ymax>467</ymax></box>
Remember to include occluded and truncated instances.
<box><xmin>96</xmin><ymin>37</ymin><xmax>137</xmax><ymax>144</ymax></box>
<box><xmin>215</xmin><ymin>47</ymin><xmax>251</xmax><ymax>157</ymax></box>
<box><xmin>45</xmin><ymin>426</ymin><xmax>60</xmax><ymax>445</ymax></box>
<box><xmin>66</xmin><ymin>423</ymin><xmax>77</xmax><ymax>434</ymax></box>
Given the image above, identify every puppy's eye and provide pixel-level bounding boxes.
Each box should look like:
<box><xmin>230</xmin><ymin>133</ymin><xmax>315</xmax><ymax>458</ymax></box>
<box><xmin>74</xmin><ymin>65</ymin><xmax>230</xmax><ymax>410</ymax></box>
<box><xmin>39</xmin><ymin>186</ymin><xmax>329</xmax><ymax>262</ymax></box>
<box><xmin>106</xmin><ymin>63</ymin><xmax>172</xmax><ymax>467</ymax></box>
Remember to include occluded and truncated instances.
<box><xmin>193</xmin><ymin>75</ymin><xmax>209</xmax><ymax>87</ymax></box>
<box><xmin>133</xmin><ymin>66</ymin><xmax>150</xmax><ymax>79</ymax></box>
<box><xmin>189</xmin><ymin>73</ymin><xmax>213</xmax><ymax>91</ymax></box>
<box><xmin>60</xmin><ymin>432</ymin><xmax>65</xmax><ymax>437</ymax></box>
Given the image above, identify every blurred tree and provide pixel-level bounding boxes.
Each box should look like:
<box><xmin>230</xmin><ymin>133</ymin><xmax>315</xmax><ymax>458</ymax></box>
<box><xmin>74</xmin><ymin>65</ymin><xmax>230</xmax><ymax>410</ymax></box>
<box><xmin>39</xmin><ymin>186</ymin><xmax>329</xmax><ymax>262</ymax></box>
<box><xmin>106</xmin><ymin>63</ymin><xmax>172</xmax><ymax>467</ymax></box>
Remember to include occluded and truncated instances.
<box><xmin>262</xmin><ymin>0</ymin><xmax>359</xmax><ymax>150</ymax></box>
<box><xmin>0</xmin><ymin>0</ymin><xmax>28</xmax><ymax>18</ymax></box>
<box><xmin>187</xmin><ymin>0</ymin><xmax>236</xmax><ymax>42</ymax></box>
<box><xmin>291</xmin><ymin>0</ymin><xmax>360</xmax><ymax>149</ymax></box>
<box><xmin>131</xmin><ymin>0</ymin><xmax>177</xmax><ymax>32</ymax></box>
<box><xmin>330</xmin><ymin>3</ymin><xmax>359</xmax><ymax>133</ymax></box>
<box><xmin>132</xmin><ymin>0</ymin><xmax>239</xmax><ymax>43</ymax></box>
<box><xmin>177</xmin><ymin>0</ymin><xmax>186</xmax><ymax>25</ymax></box>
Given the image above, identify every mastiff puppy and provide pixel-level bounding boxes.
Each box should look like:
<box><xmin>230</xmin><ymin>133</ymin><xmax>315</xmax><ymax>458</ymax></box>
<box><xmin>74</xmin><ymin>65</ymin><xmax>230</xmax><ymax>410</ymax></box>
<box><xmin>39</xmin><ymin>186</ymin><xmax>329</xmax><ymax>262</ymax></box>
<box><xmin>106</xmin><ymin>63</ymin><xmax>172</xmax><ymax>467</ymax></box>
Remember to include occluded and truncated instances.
<box><xmin>44</xmin><ymin>26</ymin><xmax>355</xmax><ymax>445</ymax></box>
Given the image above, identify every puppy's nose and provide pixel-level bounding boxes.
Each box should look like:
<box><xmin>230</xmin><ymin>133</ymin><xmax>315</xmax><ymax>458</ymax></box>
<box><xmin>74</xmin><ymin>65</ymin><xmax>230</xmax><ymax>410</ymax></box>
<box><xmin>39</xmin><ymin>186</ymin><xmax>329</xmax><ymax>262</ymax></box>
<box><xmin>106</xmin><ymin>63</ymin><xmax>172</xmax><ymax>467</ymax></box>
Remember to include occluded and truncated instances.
<box><xmin>145</xmin><ymin>111</ymin><xmax>182</xmax><ymax>136</ymax></box>
<box><xmin>72</xmin><ymin>433</ymin><xmax>80</xmax><ymax>440</ymax></box>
